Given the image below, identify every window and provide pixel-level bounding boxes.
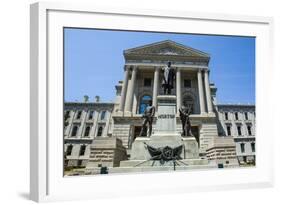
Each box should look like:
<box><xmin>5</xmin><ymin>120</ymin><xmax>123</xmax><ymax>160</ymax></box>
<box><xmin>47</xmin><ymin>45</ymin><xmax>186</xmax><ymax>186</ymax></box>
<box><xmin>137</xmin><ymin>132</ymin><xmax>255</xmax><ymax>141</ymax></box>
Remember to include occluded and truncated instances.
<box><xmin>88</xmin><ymin>110</ymin><xmax>94</xmax><ymax>120</ymax></box>
<box><xmin>251</xmin><ymin>143</ymin><xmax>255</xmax><ymax>152</ymax></box>
<box><xmin>64</xmin><ymin>110</ymin><xmax>70</xmax><ymax>120</ymax></box>
<box><xmin>66</xmin><ymin>145</ymin><xmax>73</xmax><ymax>156</ymax></box>
<box><xmin>235</xmin><ymin>112</ymin><xmax>239</xmax><ymax>120</ymax></box>
<box><xmin>100</xmin><ymin>111</ymin><xmax>106</xmax><ymax>120</ymax></box>
<box><xmin>240</xmin><ymin>143</ymin><xmax>245</xmax><ymax>153</ymax></box>
<box><xmin>182</xmin><ymin>96</ymin><xmax>194</xmax><ymax>114</ymax></box>
<box><xmin>64</xmin><ymin>121</ymin><xmax>69</xmax><ymax>129</ymax></box>
<box><xmin>77</xmin><ymin>160</ymin><xmax>83</xmax><ymax>167</ymax></box>
<box><xmin>245</xmin><ymin>112</ymin><xmax>248</xmax><ymax>120</ymax></box>
<box><xmin>97</xmin><ymin>126</ymin><xmax>103</xmax><ymax>137</ymax></box>
<box><xmin>84</xmin><ymin>126</ymin><xmax>91</xmax><ymax>137</ymax></box>
<box><xmin>139</xmin><ymin>95</ymin><xmax>152</xmax><ymax>114</ymax></box>
<box><xmin>247</xmin><ymin>125</ymin><xmax>252</xmax><ymax>135</ymax></box>
<box><xmin>71</xmin><ymin>125</ymin><xmax>79</xmax><ymax>137</ymax></box>
<box><xmin>226</xmin><ymin>126</ymin><xmax>231</xmax><ymax>136</ymax></box>
<box><xmin>237</xmin><ymin>125</ymin><xmax>242</xmax><ymax>136</ymax></box>
<box><xmin>79</xmin><ymin>145</ymin><xmax>86</xmax><ymax>156</ymax></box>
<box><xmin>144</xmin><ymin>78</ymin><xmax>152</xmax><ymax>87</ymax></box>
<box><xmin>76</xmin><ymin>110</ymin><xmax>82</xmax><ymax>119</ymax></box>
<box><xmin>224</xmin><ymin>112</ymin><xmax>228</xmax><ymax>120</ymax></box>
<box><xmin>184</xmin><ymin>79</ymin><xmax>191</xmax><ymax>88</ymax></box>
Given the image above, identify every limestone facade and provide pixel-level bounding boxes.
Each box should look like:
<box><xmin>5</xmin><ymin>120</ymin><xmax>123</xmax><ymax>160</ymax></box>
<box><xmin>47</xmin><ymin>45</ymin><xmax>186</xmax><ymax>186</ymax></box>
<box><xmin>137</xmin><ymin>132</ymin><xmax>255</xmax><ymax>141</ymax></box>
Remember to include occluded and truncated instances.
<box><xmin>216</xmin><ymin>104</ymin><xmax>256</xmax><ymax>165</ymax></box>
<box><xmin>64</xmin><ymin>40</ymin><xmax>255</xmax><ymax>169</ymax></box>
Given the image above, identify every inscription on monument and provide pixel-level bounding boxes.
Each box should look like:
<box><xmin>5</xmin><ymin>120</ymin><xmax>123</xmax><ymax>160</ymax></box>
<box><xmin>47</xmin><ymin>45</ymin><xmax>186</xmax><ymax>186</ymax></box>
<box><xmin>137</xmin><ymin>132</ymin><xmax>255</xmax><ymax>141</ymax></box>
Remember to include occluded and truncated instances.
<box><xmin>158</xmin><ymin>114</ymin><xmax>175</xmax><ymax>119</ymax></box>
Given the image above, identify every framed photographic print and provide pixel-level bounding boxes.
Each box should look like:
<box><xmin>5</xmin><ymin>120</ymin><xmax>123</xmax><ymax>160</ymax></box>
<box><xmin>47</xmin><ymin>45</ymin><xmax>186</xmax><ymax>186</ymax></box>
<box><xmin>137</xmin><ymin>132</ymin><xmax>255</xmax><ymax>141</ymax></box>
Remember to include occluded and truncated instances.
<box><xmin>30</xmin><ymin>2</ymin><xmax>274</xmax><ymax>202</ymax></box>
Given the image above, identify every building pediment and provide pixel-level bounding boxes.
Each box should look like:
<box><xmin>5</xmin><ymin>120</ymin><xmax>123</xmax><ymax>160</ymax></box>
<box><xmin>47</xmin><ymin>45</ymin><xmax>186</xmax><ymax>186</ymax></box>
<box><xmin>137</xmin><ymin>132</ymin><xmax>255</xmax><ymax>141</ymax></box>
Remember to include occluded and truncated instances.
<box><xmin>124</xmin><ymin>40</ymin><xmax>210</xmax><ymax>59</ymax></box>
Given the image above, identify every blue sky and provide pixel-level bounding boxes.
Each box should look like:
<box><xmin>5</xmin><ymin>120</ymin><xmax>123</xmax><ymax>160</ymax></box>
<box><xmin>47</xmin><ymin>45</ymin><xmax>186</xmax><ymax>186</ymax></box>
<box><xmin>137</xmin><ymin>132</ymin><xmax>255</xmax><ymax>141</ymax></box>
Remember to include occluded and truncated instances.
<box><xmin>64</xmin><ymin>28</ymin><xmax>255</xmax><ymax>104</ymax></box>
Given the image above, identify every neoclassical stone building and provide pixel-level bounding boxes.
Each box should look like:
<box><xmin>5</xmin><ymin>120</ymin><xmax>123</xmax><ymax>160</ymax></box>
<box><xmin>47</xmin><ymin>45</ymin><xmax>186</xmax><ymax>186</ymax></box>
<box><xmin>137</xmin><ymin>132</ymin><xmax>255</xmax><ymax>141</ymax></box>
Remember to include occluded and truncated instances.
<box><xmin>64</xmin><ymin>40</ymin><xmax>255</xmax><ymax>170</ymax></box>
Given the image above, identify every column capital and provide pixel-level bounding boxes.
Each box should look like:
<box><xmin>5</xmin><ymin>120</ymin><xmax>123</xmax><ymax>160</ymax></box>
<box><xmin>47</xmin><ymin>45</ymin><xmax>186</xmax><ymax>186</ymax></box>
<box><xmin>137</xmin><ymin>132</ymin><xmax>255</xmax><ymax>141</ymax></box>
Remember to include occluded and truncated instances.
<box><xmin>176</xmin><ymin>67</ymin><xmax>182</xmax><ymax>72</ymax></box>
<box><xmin>131</xmin><ymin>65</ymin><xmax>138</xmax><ymax>71</ymax></box>
<box><xmin>198</xmin><ymin>68</ymin><xmax>206</xmax><ymax>73</ymax></box>
<box><xmin>124</xmin><ymin>65</ymin><xmax>130</xmax><ymax>71</ymax></box>
<box><xmin>154</xmin><ymin>66</ymin><xmax>161</xmax><ymax>71</ymax></box>
<box><xmin>203</xmin><ymin>68</ymin><xmax>209</xmax><ymax>73</ymax></box>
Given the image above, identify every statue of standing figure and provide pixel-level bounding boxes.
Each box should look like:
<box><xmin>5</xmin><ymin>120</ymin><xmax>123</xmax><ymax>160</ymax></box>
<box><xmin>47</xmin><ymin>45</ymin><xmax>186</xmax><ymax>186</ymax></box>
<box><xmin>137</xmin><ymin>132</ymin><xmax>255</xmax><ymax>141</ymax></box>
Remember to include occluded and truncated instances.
<box><xmin>179</xmin><ymin>106</ymin><xmax>194</xmax><ymax>137</ymax></box>
<box><xmin>162</xmin><ymin>61</ymin><xmax>175</xmax><ymax>95</ymax></box>
<box><xmin>139</xmin><ymin>100</ymin><xmax>155</xmax><ymax>137</ymax></box>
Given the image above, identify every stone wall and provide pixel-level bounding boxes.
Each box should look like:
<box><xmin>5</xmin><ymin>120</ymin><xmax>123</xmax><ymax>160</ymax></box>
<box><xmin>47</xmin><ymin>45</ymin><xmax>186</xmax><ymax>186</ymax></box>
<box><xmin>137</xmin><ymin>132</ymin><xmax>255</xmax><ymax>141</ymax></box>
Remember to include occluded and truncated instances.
<box><xmin>86</xmin><ymin>137</ymin><xmax>128</xmax><ymax>168</ymax></box>
<box><xmin>199</xmin><ymin>122</ymin><xmax>218</xmax><ymax>154</ymax></box>
<box><xmin>206</xmin><ymin>137</ymin><xmax>238</xmax><ymax>166</ymax></box>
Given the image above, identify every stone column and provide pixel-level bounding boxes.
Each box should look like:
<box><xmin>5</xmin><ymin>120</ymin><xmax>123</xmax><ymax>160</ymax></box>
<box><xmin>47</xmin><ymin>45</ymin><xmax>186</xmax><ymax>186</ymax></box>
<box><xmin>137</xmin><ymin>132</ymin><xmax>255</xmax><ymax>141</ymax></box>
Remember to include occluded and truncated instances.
<box><xmin>103</xmin><ymin>111</ymin><xmax>111</xmax><ymax>137</ymax></box>
<box><xmin>204</xmin><ymin>70</ymin><xmax>213</xmax><ymax>113</ymax></box>
<box><xmin>197</xmin><ymin>69</ymin><xmax>206</xmax><ymax>114</ymax></box>
<box><xmin>176</xmin><ymin>67</ymin><xmax>182</xmax><ymax>111</ymax></box>
<box><xmin>119</xmin><ymin>66</ymin><xmax>130</xmax><ymax>112</ymax></box>
<box><xmin>152</xmin><ymin>67</ymin><xmax>160</xmax><ymax>107</ymax></box>
<box><xmin>90</xmin><ymin>111</ymin><xmax>98</xmax><ymax>138</ymax></box>
<box><xmin>125</xmin><ymin>66</ymin><xmax>137</xmax><ymax>112</ymax></box>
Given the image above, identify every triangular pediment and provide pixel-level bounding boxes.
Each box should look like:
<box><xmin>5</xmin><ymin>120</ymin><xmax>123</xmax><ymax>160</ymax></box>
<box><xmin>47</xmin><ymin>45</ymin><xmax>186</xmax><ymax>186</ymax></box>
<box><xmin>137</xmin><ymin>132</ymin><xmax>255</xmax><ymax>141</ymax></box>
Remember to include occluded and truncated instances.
<box><xmin>124</xmin><ymin>40</ymin><xmax>209</xmax><ymax>58</ymax></box>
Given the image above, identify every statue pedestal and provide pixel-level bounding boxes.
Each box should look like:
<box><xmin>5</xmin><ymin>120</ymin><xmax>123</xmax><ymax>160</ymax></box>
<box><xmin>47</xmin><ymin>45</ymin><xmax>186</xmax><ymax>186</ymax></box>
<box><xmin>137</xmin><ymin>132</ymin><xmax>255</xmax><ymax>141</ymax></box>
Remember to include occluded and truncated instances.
<box><xmin>119</xmin><ymin>95</ymin><xmax>206</xmax><ymax>169</ymax></box>
<box><xmin>182</xmin><ymin>137</ymin><xmax>199</xmax><ymax>159</ymax></box>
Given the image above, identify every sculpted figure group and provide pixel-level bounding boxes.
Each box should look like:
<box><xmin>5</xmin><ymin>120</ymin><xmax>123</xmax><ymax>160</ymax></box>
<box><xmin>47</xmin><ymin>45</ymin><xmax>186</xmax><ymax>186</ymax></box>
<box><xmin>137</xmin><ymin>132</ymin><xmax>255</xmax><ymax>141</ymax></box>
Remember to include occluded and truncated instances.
<box><xmin>139</xmin><ymin>61</ymin><xmax>193</xmax><ymax>137</ymax></box>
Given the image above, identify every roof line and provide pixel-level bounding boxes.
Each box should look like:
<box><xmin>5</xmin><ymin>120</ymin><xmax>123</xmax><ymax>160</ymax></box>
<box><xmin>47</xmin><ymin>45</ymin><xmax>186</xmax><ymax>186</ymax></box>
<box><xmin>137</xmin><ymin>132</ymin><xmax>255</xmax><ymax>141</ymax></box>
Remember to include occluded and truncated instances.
<box><xmin>124</xmin><ymin>39</ymin><xmax>210</xmax><ymax>57</ymax></box>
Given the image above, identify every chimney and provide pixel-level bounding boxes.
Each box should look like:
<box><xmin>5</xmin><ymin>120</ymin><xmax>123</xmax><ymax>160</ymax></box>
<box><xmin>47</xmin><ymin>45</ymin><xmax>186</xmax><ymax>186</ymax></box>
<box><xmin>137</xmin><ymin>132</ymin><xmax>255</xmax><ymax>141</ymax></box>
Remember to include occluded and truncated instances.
<box><xmin>95</xmin><ymin>95</ymin><xmax>100</xmax><ymax>103</ymax></box>
<box><xmin>83</xmin><ymin>95</ymin><xmax>89</xmax><ymax>103</ymax></box>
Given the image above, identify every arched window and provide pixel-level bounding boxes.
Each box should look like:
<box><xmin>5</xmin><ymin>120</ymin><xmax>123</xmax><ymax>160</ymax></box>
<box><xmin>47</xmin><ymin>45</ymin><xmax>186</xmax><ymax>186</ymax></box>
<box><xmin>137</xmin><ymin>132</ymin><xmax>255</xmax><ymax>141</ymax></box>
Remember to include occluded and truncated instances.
<box><xmin>139</xmin><ymin>95</ymin><xmax>152</xmax><ymax>114</ymax></box>
<box><xmin>97</xmin><ymin>126</ymin><xmax>103</xmax><ymax>137</ymax></box>
<box><xmin>84</xmin><ymin>126</ymin><xmax>91</xmax><ymax>137</ymax></box>
<box><xmin>182</xmin><ymin>95</ymin><xmax>194</xmax><ymax>113</ymax></box>
<box><xmin>71</xmin><ymin>125</ymin><xmax>79</xmax><ymax>137</ymax></box>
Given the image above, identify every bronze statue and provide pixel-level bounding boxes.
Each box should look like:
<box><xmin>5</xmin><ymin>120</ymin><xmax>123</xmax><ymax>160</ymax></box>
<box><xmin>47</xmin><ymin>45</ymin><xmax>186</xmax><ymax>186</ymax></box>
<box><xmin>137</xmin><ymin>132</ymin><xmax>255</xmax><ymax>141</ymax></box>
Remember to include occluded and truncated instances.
<box><xmin>179</xmin><ymin>106</ymin><xmax>193</xmax><ymax>137</ymax></box>
<box><xmin>139</xmin><ymin>100</ymin><xmax>155</xmax><ymax>137</ymax></box>
<box><xmin>162</xmin><ymin>61</ymin><xmax>175</xmax><ymax>95</ymax></box>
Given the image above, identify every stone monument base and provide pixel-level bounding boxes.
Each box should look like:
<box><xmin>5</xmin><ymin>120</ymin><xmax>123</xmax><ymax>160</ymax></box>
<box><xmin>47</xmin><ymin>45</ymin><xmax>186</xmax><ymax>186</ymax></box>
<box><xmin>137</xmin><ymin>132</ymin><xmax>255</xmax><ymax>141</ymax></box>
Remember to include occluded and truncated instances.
<box><xmin>85</xmin><ymin>162</ymin><xmax>218</xmax><ymax>175</ymax></box>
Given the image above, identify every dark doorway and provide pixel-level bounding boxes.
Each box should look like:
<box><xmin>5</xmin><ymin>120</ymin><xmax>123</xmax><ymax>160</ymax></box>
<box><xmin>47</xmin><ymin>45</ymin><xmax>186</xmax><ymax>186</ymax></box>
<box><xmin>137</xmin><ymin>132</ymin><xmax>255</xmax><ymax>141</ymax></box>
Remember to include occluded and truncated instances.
<box><xmin>128</xmin><ymin>126</ymin><xmax>146</xmax><ymax>149</ymax></box>
<box><xmin>191</xmin><ymin>126</ymin><xmax>199</xmax><ymax>147</ymax></box>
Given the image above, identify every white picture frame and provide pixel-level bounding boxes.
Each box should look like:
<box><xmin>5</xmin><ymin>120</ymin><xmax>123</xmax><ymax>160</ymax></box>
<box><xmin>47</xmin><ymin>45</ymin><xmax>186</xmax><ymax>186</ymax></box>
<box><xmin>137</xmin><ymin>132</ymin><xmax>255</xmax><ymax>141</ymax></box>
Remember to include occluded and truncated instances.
<box><xmin>30</xmin><ymin>2</ymin><xmax>274</xmax><ymax>202</ymax></box>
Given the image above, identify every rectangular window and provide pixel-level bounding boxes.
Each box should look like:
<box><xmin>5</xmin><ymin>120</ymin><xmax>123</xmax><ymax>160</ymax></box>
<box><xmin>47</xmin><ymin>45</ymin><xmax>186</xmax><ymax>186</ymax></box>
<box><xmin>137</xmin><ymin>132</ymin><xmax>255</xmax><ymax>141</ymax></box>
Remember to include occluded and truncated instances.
<box><xmin>76</xmin><ymin>110</ymin><xmax>82</xmax><ymax>119</ymax></box>
<box><xmin>247</xmin><ymin>125</ymin><xmax>252</xmax><ymax>135</ymax></box>
<box><xmin>240</xmin><ymin>143</ymin><xmax>245</xmax><ymax>153</ymax></box>
<box><xmin>77</xmin><ymin>160</ymin><xmax>83</xmax><ymax>167</ymax></box>
<box><xmin>235</xmin><ymin>112</ymin><xmax>239</xmax><ymax>120</ymax></box>
<box><xmin>237</xmin><ymin>125</ymin><xmax>242</xmax><ymax>136</ymax></box>
<box><xmin>251</xmin><ymin>143</ymin><xmax>255</xmax><ymax>152</ymax></box>
<box><xmin>184</xmin><ymin>79</ymin><xmax>191</xmax><ymax>88</ymax></box>
<box><xmin>100</xmin><ymin>111</ymin><xmax>106</xmax><ymax>120</ymax></box>
<box><xmin>79</xmin><ymin>145</ymin><xmax>86</xmax><ymax>156</ymax></box>
<box><xmin>64</xmin><ymin>110</ymin><xmax>70</xmax><ymax>120</ymax></box>
<box><xmin>66</xmin><ymin>145</ymin><xmax>73</xmax><ymax>156</ymax></box>
<box><xmin>226</xmin><ymin>126</ymin><xmax>231</xmax><ymax>136</ymax></box>
<box><xmin>88</xmin><ymin>110</ymin><xmax>94</xmax><ymax>120</ymax></box>
<box><xmin>144</xmin><ymin>78</ymin><xmax>152</xmax><ymax>87</ymax></box>
<box><xmin>225</xmin><ymin>112</ymin><xmax>228</xmax><ymax>120</ymax></box>
<box><xmin>245</xmin><ymin>112</ymin><xmax>248</xmax><ymax>120</ymax></box>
